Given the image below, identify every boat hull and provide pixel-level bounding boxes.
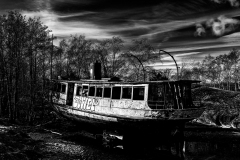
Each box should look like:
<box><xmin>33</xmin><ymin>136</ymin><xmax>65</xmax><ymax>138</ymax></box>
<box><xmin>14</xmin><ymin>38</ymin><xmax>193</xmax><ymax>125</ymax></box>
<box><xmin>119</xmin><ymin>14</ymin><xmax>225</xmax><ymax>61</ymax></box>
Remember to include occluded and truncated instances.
<box><xmin>52</xmin><ymin>103</ymin><xmax>205</xmax><ymax>133</ymax></box>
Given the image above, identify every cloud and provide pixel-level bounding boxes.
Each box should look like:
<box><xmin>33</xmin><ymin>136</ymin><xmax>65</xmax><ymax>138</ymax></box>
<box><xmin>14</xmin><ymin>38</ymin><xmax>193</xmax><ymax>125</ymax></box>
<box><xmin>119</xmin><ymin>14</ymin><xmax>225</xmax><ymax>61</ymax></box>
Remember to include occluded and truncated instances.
<box><xmin>193</xmin><ymin>15</ymin><xmax>240</xmax><ymax>38</ymax></box>
<box><xmin>210</xmin><ymin>0</ymin><xmax>240</xmax><ymax>7</ymax></box>
<box><xmin>50</xmin><ymin>0</ymin><xmax>161</xmax><ymax>13</ymax></box>
<box><xmin>175</xmin><ymin>52</ymin><xmax>201</xmax><ymax>57</ymax></box>
<box><xmin>147</xmin><ymin>52</ymin><xmax>201</xmax><ymax>70</ymax></box>
<box><xmin>5</xmin><ymin>0</ymin><xmax>240</xmax><ymax>70</ymax></box>
<box><xmin>47</xmin><ymin>0</ymin><xmax>238</xmax><ymax>45</ymax></box>
<box><xmin>57</xmin><ymin>12</ymin><xmax>96</xmax><ymax>18</ymax></box>
<box><xmin>8</xmin><ymin>0</ymin><xmax>239</xmax><ymax>49</ymax></box>
<box><xmin>0</xmin><ymin>0</ymin><xmax>51</xmax><ymax>14</ymax></box>
<box><xmin>160</xmin><ymin>52</ymin><xmax>200</xmax><ymax>60</ymax></box>
<box><xmin>21</xmin><ymin>10</ymin><xmax>113</xmax><ymax>45</ymax></box>
<box><xmin>194</xmin><ymin>24</ymin><xmax>206</xmax><ymax>37</ymax></box>
<box><xmin>211</xmin><ymin>16</ymin><xmax>239</xmax><ymax>36</ymax></box>
<box><xmin>229</xmin><ymin>0</ymin><xmax>240</xmax><ymax>6</ymax></box>
<box><xmin>148</xmin><ymin>62</ymin><xmax>179</xmax><ymax>67</ymax></box>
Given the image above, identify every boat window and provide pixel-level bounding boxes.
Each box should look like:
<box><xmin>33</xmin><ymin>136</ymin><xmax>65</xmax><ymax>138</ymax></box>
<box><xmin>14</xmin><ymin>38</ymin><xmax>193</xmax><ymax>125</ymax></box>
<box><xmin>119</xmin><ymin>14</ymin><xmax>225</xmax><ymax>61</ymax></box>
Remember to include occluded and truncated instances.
<box><xmin>183</xmin><ymin>85</ymin><xmax>191</xmax><ymax>98</ymax></box>
<box><xmin>103</xmin><ymin>87</ymin><xmax>111</xmax><ymax>98</ymax></box>
<box><xmin>182</xmin><ymin>84</ymin><xmax>192</xmax><ymax>108</ymax></box>
<box><xmin>133</xmin><ymin>86</ymin><xmax>145</xmax><ymax>100</ymax></box>
<box><xmin>165</xmin><ymin>83</ymin><xmax>175</xmax><ymax>109</ymax></box>
<box><xmin>61</xmin><ymin>84</ymin><xmax>66</xmax><ymax>94</ymax></box>
<box><xmin>76</xmin><ymin>85</ymin><xmax>82</xmax><ymax>96</ymax></box>
<box><xmin>96</xmin><ymin>87</ymin><xmax>103</xmax><ymax>97</ymax></box>
<box><xmin>148</xmin><ymin>84</ymin><xmax>164</xmax><ymax>101</ymax></box>
<box><xmin>89</xmin><ymin>86</ymin><xmax>95</xmax><ymax>96</ymax></box>
<box><xmin>68</xmin><ymin>83</ymin><xmax>74</xmax><ymax>93</ymax></box>
<box><xmin>112</xmin><ymin>86</ymin><xmax>121</xmax><ymax>99</ymax></box>
<box><xmin>82</xmin><ymin>85</ymin><xmax>88</xmax><ymax>97</ymax></box>
<box><xmin>122</xmin><ymin>87</ymin><xmax>132</xmax><ymax>99</ymax></box>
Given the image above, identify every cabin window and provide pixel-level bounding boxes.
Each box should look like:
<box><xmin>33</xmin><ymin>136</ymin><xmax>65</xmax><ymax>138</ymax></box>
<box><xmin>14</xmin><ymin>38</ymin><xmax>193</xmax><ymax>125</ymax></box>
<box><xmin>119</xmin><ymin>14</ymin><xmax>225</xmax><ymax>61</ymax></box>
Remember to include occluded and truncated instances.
<box><xmin>61</xmin><ymin>84</ymin><xmax>66</xmax><ymax>94</ymax></box>
<box><xmin>148</xmin><ymin>84</ymin><xmax>164</xmax><ymax>101</ymax></box>
<box><xmin>148</xmin><ymin>84</ymin><xmax>166</xmax><ymax>109</ymax></box>
<box><xmin>112</xmin><ymin>87</ymin><xmax>121</xmax><ymax>99</ymax></box>
<box><xmin>89</xmin><ymin>86</ymin><xmax>95</xmax><ymax>96</ymax></box>
<box><xmin>122</xmin><ymin>87</ymin><xmax>132</xmax><ymax>99</ymax></box>
<box><xmin>82</xmin><ymin>85</ymin><xmax>88</xmax><ymax>97</ymax></box>
<box><xmin>68</xmin><ymin>83</ymin><xmax>74</xmax><ymax>93</ymax></box>
<box><xmin>76</xmin><ymin>86</ymin><xmax>82</xmax><ymax>96</ymax></box>
<box><xmin>96</xmin><ymin>87</ymin><xmax>103</xmax><ymax>97</ymax></box>
<box><xmin>133</xmin><ymin>86</ymin><xmax>145</xmax><ymax>100</ymax></box>
<box><xmin>182</xmin><ymin>84</ymin><xmax>192</xmax><ymax>108</ymax></box>
<box><xmin>183</xmin><ymin>85</ymin><xmax>191</xmax><ymax>98</ymax></box>
<box><xmin>103</xmin><ymin>87</ymin><xmax>111</xmax><ymax>98</ymax></box>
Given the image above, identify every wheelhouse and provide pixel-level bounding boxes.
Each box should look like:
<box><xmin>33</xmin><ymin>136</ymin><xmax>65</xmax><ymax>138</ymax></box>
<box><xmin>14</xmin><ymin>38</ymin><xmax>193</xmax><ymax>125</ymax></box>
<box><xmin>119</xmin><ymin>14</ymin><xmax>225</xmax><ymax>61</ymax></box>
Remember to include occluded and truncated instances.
<box><xmin>148</xmin><ymin>80</ymin><xmax>200</xmax><ymax>110</ymax></box>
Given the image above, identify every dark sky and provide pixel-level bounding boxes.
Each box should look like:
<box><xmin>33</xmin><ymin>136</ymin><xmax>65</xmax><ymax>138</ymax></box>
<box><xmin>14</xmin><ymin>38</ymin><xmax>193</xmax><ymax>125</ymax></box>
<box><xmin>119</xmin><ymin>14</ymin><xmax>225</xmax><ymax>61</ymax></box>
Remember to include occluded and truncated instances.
<box><xmin>1</xmin><ymin>0</ymin><xmax>240</xmax><ymax>69</ymax></box>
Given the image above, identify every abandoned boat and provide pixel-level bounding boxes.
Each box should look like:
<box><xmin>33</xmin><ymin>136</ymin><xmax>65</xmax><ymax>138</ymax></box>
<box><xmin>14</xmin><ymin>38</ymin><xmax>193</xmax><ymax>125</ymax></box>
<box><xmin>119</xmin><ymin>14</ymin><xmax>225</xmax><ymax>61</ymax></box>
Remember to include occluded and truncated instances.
<box><xmin>51</xmin><ymin>77</ymin><xmax>203</xmax><ymax>132</ymax></box>
<box><xmin>50</xmin><ymin>63</ymin><xmax>205</xmax><ymax>154</ymax></box>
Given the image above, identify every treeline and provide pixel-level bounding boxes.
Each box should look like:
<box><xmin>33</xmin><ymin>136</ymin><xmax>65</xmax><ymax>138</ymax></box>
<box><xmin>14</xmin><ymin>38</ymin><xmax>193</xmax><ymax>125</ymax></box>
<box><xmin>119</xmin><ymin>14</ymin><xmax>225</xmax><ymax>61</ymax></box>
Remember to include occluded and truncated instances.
<box><xmin>180</xmin><ymin>49</ymin><xmax>240</xmax><ymax>91</ymax></box>
<box><xmin>0</xmin><ymin>11</ymin><xmax>162</xmax><ymax>123</ymax></box>
<box><xmin>55</xmin><ymin>35</ymin><xmax>160</xmax><ymax>81</ymax></box>
<box><xmin>0</xmin><ymin>11</ymin><xmax>53</xmax><ymax>123</ymax></box>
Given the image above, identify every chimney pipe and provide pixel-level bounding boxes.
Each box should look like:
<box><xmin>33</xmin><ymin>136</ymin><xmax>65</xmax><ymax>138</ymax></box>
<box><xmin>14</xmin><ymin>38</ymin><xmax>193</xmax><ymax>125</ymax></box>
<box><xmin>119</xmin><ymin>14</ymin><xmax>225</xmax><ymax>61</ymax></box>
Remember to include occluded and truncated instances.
<box><xmin>90</xmin><ymin>61</ymin><xmax>102</xmax><ymax>80</ymax></box>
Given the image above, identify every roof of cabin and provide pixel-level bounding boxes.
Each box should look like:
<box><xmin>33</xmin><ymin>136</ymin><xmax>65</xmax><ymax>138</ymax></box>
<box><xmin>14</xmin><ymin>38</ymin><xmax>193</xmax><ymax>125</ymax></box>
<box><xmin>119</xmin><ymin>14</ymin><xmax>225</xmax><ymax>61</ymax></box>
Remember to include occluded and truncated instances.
<box><xmin>51</xmin><ymin>79</ymin><xmax>200</xmax><ymax>85</ymax></box>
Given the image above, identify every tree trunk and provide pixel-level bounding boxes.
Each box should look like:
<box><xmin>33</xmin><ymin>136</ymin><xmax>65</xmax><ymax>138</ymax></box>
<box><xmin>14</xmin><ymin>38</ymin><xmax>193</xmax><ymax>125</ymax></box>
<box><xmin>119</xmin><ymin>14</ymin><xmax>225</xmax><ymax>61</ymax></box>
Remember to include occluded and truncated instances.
<box><xmin>7</xmin><ymin>64</ymin><xmax>14</xmax><ymax>122</ymax></box>
<box><xmin>29</xmin><ymin>49</ymin><xmax>34</xmax><ymax>124</ymax></box>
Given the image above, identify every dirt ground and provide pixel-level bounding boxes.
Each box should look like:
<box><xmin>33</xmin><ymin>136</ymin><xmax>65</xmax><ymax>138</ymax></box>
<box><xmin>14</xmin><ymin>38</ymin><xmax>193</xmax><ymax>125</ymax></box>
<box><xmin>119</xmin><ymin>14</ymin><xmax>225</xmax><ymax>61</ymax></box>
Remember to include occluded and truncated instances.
<box><xmin>0</xmin><ymin>118</ymin><xmax>184</xmax><ymax>160</ymax></box>
<box><xmin>0</xmin><ymin>118</ymin><xmax>85</xmax><ymax>160</ymax></box>
<box><xmin>1</xmin><ymin>118</ymin><xmax>240</xmax><ymax>160</ymax></box>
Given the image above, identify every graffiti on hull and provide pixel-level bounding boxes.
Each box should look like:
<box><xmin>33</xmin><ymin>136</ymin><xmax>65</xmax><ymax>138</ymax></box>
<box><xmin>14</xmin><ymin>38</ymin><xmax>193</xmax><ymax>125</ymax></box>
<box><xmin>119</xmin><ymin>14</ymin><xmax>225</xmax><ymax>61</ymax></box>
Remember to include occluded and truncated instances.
<box><xmin>73</xmin><ymin>96</ymin><xmax>99</xmax><ymax>111</ymax></box>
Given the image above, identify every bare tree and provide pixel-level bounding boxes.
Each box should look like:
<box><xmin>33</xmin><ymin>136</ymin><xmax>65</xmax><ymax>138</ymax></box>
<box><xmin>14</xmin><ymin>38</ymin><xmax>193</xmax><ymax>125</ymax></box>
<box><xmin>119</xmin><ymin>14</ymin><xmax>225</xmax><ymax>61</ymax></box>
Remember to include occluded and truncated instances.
<box><xmin>121</xmin><ymin>38</ymin><xmax>155</xmax><ymax>81</ymax></box>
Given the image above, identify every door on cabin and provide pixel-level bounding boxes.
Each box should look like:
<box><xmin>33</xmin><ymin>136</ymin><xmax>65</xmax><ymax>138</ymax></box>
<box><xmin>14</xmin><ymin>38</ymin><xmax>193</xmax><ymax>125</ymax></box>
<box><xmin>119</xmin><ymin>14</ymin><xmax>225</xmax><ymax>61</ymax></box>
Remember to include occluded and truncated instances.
<box><xmin>66</xmin><ymin>83</ymin><xmax>74</xmax><ymax>106</ymax></box>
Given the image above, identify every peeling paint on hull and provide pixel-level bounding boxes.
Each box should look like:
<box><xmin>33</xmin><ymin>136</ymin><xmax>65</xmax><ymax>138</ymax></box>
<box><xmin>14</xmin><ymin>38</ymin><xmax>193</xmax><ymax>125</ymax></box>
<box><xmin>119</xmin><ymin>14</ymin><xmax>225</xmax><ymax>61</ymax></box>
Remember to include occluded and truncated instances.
<box><xmin>53</xmin><ymin>103</ymin><xmax>205</xmax><ymax>132</ymax></box>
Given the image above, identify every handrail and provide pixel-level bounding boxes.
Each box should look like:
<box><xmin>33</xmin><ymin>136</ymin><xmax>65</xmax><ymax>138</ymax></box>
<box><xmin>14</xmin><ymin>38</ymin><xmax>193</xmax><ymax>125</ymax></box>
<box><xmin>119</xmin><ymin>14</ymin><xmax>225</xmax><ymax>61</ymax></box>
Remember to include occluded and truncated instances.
<box><xmin>159</xmin><ymin>50</ymin><xmax>179</xmax><ymax>80</ymax></box>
